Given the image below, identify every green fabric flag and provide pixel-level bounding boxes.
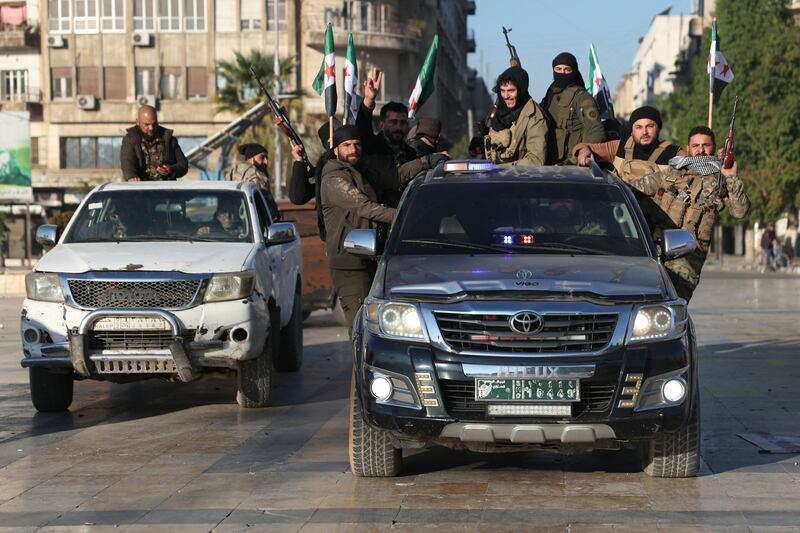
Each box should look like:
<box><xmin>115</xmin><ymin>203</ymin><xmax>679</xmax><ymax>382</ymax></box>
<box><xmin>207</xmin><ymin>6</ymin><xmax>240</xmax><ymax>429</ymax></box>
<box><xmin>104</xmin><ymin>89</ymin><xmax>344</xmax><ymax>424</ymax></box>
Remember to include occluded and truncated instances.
<box><xmin>343</xmin><ymin>33</ymin><xmax>360</xmax><ymax>125</ymax></box>
<box><xmin>312</xmin><ymin>24</ymin><xmax>337</xmax><ymax>117</ymax></box>
<box><xmin>707</xmin><ymin>19</ymin><xmax>734</xmax><ymax>103</ymax></box>
<box><xmin>408</xmin><ymin>35</ymin><xmax>438</xmax><ymax>119</ymax></box>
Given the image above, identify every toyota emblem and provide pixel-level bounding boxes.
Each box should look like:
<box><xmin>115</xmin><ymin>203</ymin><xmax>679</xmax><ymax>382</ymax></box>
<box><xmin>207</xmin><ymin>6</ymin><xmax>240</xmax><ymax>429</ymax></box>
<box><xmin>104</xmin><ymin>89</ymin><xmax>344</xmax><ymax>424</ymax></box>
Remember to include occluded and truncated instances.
<box><xmin>516</xmin><ymin>269</ymin><xmax>533</xmax><ymax>280</ymax></box>
<box><xmin>509</xmin><ymin>311</ymin><xmax>544</xmax><ymax>335</ymax></box>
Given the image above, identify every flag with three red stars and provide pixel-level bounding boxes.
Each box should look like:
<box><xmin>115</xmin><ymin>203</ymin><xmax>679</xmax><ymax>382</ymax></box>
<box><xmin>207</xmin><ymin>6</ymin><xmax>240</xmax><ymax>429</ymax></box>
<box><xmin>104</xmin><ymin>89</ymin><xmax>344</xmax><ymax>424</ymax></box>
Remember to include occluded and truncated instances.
<box><xmin>408</xmin><ymin>35</ymin><xmax>438</xmax><ymax>119</ymax></box>
<box><xmin>312</xmin><ymin>23</ymin><xmax>337</xmax><ymax>117</ymax></box>
<box><xmin>707</xmin><ymin>19</ymin><xmax>734</xmax><ymax>104</ymax></box>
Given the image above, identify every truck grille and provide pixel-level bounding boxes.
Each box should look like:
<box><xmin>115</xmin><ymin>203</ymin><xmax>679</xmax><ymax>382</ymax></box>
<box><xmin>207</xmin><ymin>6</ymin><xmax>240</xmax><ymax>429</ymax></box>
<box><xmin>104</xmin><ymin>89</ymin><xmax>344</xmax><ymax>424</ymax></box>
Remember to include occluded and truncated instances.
<box><xmin>434</xmin><ymin>312</ymin><xmax>617</xmax><ymax>354</ymax></box>
<box><xmin>439</xmin><ymin>380</ymin><xmax>616</xmax><ymax>420</ymax></box>
<box><xmin>88</xmin><ymin>330</ymin><xmax>195</xmax><ymax>351</ymax></box>
<box><xmin>68</xmin><ymin>279</ymin><xmax>202</xmax><ymax>309</ymax></box>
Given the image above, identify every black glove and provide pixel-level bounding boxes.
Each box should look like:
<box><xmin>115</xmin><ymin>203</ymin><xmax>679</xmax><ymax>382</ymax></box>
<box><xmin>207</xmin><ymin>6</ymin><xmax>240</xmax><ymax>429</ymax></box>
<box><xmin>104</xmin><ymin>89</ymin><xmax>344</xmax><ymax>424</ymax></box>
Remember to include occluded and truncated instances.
<box><xmin>426</xmin><ymin>152</ymin><xmax>450</xmax><ymax>168</ymax></box>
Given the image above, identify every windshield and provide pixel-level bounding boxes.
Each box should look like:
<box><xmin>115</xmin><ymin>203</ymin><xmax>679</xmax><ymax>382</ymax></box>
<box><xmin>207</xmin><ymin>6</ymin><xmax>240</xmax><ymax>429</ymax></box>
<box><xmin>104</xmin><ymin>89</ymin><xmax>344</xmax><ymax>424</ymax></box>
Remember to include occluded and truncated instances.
<box><xmin>393</xmin><ymin>181</ymin><xmax>647</xmax><ymax>256</ymax></box>
<box><xmin>65</xmin><ymin>190</ymin><xmax>253</xmax><ymax>243</ymax></box>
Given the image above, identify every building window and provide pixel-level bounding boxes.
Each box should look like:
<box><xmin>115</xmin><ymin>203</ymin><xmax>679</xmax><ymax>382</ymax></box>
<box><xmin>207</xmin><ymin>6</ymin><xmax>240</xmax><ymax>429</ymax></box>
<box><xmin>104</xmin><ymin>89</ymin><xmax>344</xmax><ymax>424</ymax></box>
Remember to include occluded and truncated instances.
<box><xmin>51</xmin><ymin>67</ymin><xmax>73</xmax><ymax>99</ymax></box>
<box><xmin>135</xmin><ymin>67</ymin><xmax>155</xmax><ymax>96</ymax></box>
<box><xmin>77</xmin><ymin>67</ymin><xmax>100</xmax><ymax>97</ymax></box>
<box><xmin>101</xmin><ymin>0</ymin><xmax>125</xmax><ymax>31</ymax></box>
<box><xmin>183</xmin><ymin>0</ymin><xmax>205</xmax><ymax>31</ymax></box>
<box><xmin>48</xmin><ymin>0</ymin><xmax>71</xmax><ymax>33</ymax></box>
<box><xmin>187</xmin><ymin>67</ymin><xmax>207</xmax><ymax>99</ymax></box>
<box><xmin>240</xmin><ymin>0</ymin><xmax>261</xmax><ymax>31</ymax></box>
<box><xmin>158</xmin><ymin>0</ymin><xmax>180</xmax><ymax>31</ymax></box>
<box><xmin>104</xmin><ymin>67</ymin><xmax>127</xmax><ymax>99</ymax></box>
<box><xmin>133</xmin><ymin>0</ymin><xmax>155</xmax><ymax>30</ymax></box>
<box><xmin>1</xmin><ymin>70</ymin><xmax>28</xmax><ymax>102</ymax></box>
<box><xmin>215</xmin><ymin>0</ymin><xmax>234</xmax><ymax>31</ymax></box>
<box><xmin>31</xmin><ymin>138</ymin><xmax>40</xmax><ymax>166</ymax></box>
<box><xmin>265</xmin><ymin>0</ymin><xmax>286</xmax><ymax>30</ymax></box>
<box><xmin>74</xmin><ymin>0</ymin><xmax>99</xmax><ymax>33</ymax></box>
<box><xmin>61</xmin><ymin>136</ymin><xmax>123</xmax><ymax>168</ymax></box>
<box><xmin>160</xmin><ymin>67</ymin><xmax>181</xmax><ymax>99</ymax></box>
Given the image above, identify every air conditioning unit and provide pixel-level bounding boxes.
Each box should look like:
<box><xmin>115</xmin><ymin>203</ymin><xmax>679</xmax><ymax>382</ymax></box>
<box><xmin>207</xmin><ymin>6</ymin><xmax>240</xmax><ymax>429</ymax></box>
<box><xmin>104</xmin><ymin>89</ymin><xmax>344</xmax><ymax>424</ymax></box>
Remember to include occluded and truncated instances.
<box><xmin>76</xmin><ymin>94</ymin><xmax>96</xmax><ymax>110</ymax></box>
<box><xmin>131</xmin><ymin>32</ymin><xmax>153</xmax><ymax>47</ymax></box>
<box><xmin>137</xmin><ymin>94</ymin><xmax>157</xmax><ymax>107</ymax></box>
<box><xmin>47</xmin><ymin>35</ymin><xmax>66</xmax><ymax>48</ymax></box>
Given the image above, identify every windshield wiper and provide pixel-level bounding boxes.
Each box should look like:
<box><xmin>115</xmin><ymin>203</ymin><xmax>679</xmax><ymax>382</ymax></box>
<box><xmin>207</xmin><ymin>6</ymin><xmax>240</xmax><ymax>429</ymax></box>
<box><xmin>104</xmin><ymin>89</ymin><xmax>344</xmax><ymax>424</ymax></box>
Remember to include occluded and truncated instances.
<box><xmin>401</xmin><ymin>238</ymin><xmax>506</xmax><ymax>254</ymax></box>
<box><xmin>507</xmin><ymin>242</ymin><xmax>608</xmax><ymax>255</ymax></box>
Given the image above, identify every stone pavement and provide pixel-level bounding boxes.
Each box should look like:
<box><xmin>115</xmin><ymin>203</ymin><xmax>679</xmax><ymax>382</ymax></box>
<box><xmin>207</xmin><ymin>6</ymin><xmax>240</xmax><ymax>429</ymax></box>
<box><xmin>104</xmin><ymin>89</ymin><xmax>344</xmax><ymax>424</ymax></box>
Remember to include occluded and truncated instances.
<box><xmin>0</xmin><ymin>272</ymin><xmax>799</xmax><ymax>531</ymax></box>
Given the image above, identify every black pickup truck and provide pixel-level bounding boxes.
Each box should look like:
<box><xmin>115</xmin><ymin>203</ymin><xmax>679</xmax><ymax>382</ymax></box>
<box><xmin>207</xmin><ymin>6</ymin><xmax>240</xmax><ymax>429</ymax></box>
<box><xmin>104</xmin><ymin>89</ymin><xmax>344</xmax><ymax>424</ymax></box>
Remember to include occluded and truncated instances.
<box><xmin>344</xmin><ymin>161</ymin><xmax>700</xmax><ymax>478</ymax></box>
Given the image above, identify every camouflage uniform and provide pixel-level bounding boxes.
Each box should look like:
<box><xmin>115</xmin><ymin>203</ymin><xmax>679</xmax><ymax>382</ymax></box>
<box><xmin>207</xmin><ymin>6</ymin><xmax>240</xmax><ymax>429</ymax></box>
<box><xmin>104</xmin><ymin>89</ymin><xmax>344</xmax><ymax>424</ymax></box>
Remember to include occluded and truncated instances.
<box><xmin>629</xmin><ymin>167</ymin><xmax>750</xmax><ymax>301</ymax></box>
<box><xmin>228</xmin><ymin>163</ymin><xmax>280</xmax><ymax>220</ymax></box>
<box><xmin>141</xmin><ymin>136</ymin><xmax>166</xmax><ymax>181</ymax></box>
<box><xmin>543</xmin><ymin>85</ymin><xmax>605</xmax><ymax>164</ymax></box>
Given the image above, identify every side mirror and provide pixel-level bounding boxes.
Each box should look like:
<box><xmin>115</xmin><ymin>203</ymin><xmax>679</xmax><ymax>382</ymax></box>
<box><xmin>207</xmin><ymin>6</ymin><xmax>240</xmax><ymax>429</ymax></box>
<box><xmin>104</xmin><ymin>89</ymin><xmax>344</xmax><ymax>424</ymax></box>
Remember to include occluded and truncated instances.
<box><xmin>344</xmin><ymin>229</ymin><xmax>377</xmax><ymax>256</ymax></box>
<box><xmin>662</xmin><ymin>229</ymin><xmax>697</xmax><ymax>259</ymax></box>
<box><xmin>36</xmin><ymin>224</ymin><xmax>59</xmax><ymax>248</ymax></box>
<box><xmin>266</xmin><ymin>222</ymin><xmax>297</xmax><ymax>245</ymax></box>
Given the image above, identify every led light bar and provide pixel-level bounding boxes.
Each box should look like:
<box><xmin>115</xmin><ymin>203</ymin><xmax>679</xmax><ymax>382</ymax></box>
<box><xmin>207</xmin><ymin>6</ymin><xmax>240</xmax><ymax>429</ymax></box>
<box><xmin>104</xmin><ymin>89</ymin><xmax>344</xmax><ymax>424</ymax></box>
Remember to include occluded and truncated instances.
<box><xmin>487</xmin><ymin>404</ymin><xmax>571</xmax><ymax>417</ymax></box>
<box><xmin>443</xmin><ymin>160</ymin><xmax>495</xmax><ymax>173</ymax></box>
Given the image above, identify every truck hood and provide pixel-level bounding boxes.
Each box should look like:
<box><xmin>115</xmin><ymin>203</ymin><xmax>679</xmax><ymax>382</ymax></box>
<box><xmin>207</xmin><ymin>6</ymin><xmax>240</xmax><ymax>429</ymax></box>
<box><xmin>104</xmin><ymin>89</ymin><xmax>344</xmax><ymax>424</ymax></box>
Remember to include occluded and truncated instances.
<box><xmin>383</xmin><ymin>254</ymin><xmax>668</xmax><ymax>301</ymax></box>
<box><xmin>36</xmin><ymin>242</ymin><xmax>255</xmax><ymax>274</ymax></box>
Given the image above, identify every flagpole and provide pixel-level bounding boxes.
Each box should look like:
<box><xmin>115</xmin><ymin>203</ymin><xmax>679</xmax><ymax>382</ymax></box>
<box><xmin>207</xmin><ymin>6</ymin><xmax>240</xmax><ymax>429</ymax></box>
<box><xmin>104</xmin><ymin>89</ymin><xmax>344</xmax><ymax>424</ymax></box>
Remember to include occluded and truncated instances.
<box><xmin>329</xmin><ymin>117</ymin><xmax>334</xmax><ymax>150</ymax></box>
<box><xmin>708</xmin><ymin>91</ymin><xmax>714</xmax><ymax>129</ymax></box>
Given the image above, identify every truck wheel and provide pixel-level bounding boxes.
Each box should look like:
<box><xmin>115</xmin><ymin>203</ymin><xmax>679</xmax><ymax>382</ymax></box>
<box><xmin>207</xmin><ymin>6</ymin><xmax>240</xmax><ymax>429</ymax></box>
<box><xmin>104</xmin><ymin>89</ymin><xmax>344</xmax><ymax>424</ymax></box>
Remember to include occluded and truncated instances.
<box><xmin>348</xmin><ymin>372</ymin><xmax>402</xmax><ymax>477</ymax></box>
<box><xmin>276</xmin><ymin>288</ymin><xmax>303</xmax><ymax>372</ymax></box>
<box><xmin>642</xmin><ymin>399</ymin><xmax>700</xmax><ymax>478</ymax></box>
<box><xmin>29</xmin><ymin>367</ymin><xmax>73</xmax><ymax>412</ymax></box>
<box><xmin>236</xmin><ymin>333</ymin><xmax>273</xmax><ymax>408</ymax></box>
<box><xmin>332</xmin><ymin>297</ymin><xmax>349</xmax><ymax>327</ymax></box>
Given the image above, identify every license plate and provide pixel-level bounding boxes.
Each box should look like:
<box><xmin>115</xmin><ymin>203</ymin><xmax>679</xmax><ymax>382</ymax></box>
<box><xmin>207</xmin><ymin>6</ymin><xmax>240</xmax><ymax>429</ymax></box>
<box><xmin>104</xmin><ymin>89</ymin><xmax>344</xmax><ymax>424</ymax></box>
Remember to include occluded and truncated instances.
<box><xmin>92</xmin><ymin>317</ymin><xmax>171</xmax><ymax>331</ymax></box>
<box><xmin>475</xmin><ymin>379</ymin><xmax>580</xmax><ymax>402</ymax></box>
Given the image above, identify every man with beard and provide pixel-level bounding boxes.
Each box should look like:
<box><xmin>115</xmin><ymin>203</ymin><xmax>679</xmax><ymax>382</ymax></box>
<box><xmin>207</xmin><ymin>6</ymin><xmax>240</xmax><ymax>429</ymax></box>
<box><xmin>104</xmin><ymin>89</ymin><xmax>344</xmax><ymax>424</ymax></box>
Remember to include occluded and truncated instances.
<box><xmin>625</xmin><ymin>125</ymin><xmax>749</xmax><ymax>301</ymax></box>
<box><xmin>540</xmin><ymin>52</ymin><xmax>604</xmax><ymax>164</ymax></box>
<box><xmin>484</xmin><ymin>66</ymin><xmax>548</xmax><ymax>166</ymax></box>
<box><xmin>320</xmin><ymin>126</ymin><xmax>445</xmax><ymax>333</ymax></box>
<box><xmin>121</xmin><ymin>105</ymin><xmax>188</xmax><ymax>181</ymax></box>
<box><xmin>229</xmin><ymin>143</ymin><xmax>280</xmax><ymax>220</ymax></box>
<box><xmin>357</xmin><ymin>70</ymin><xmax>418</xmax><ymax>166</ymax></box>
<box><xmin>407</xmin><ymin>117</ymin><xmax>442</xmax><ymax>158</ymax></box>
<box><xmin>573</xmin><ymin>105</ymin><xmax>683</xmax><ymax>181</ymax></box>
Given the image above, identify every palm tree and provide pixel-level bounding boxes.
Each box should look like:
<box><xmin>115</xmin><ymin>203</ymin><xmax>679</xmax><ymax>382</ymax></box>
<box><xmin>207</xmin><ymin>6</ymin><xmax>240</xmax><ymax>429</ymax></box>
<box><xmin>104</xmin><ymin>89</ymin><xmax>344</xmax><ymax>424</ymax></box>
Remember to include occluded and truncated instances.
<box><xmin>215</xmin><ymin>49</ymin><xmax>297</xmax><ymax>114</ymax></box>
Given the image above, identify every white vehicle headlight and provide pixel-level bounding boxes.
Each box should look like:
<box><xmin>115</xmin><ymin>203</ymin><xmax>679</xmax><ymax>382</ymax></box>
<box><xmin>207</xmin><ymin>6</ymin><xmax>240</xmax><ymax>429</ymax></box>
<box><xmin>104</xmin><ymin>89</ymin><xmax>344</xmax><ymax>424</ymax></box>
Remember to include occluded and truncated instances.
<box><xmin>25</xmin><ymin>273</ymin><xmax>64</xmax><ymax>302</ymax></box>
<box><xmin>204</xmin><ymin>272</ymin><xmax>255</xmax><ymax>302</ymax></box>
<box><xmin>628</xmin><ymin>303</ymin><xmax>686</xmax><ymax>343</ymax></box>
<box><xmin>364</xmin><ymin>299</ymin><xmax>427</xmax><ymax>341</ymax></box>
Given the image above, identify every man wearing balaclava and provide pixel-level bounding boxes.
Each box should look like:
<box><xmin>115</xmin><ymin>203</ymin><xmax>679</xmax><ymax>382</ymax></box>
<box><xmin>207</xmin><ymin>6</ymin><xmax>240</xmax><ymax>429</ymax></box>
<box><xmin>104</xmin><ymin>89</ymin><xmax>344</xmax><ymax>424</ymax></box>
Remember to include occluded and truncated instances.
<box><xmin>229</xmin><ymin>143</ymin><xmax>280</xmax><ymax>220</ymax></box>
<box><xmin>541</xmin><ymin>52</ymin><xmax>604</xmax><ymax>164</ymax></box>
<box><xmin>484</xmin><ymin>66</ymin><xmax>548</xmax><ymax>166</ymax></box>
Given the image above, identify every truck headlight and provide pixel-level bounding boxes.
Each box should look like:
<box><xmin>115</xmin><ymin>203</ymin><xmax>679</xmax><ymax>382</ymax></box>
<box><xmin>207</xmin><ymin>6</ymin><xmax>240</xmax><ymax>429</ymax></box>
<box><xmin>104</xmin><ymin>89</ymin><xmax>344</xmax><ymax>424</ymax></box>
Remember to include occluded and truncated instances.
<box><xmin>364</xmin><ymin>299</ymin><xmax>428</xmax><ymax>341</ymax></box>
<box><xmin>25</xmin><ymin>273</ymin><xmax>64</xmax><ymax>302</ymax></box>
<box><xmin>204</xmin><ymin>272</ymin><xmax>255</xmax><ymax>302</ymax></box>
<box><xmin>627</xmin><ymin>303</ymin><xmax>686</xmax><ymax>343</ymax></box>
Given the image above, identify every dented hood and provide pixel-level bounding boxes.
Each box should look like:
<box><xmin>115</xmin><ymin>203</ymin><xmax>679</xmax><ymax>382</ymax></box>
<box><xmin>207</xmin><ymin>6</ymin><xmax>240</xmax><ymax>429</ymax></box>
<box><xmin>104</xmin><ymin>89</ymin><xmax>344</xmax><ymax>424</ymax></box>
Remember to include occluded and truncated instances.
<box><xmin>35</xmin><ymin>242</ymin><xmax>255</xmax><ymax>274</ymax></box>
<box><xmin>383</xmin><ymin>254</ymin><xmax>668</xmax><ymax>300</ymax></box>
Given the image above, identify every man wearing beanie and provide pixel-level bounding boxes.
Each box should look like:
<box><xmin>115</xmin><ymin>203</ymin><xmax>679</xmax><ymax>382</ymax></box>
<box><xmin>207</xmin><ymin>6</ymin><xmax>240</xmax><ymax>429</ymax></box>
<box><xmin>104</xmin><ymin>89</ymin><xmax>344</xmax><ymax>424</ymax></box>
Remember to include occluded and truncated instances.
<box><xmin>320</xmin><ymin>125</ymin><xmax>448</xmax><ymax>334</ymax></box>
<box><xmin>407</xmin><ymin>117</ymin><xmax>442</xmax><ymax>158</ymax></box>
<box><xmin>229</xmin><ymin>143</ymin><xmax>280</xmax><ymax>219</ymax></box>
<box><xmin>573</xmin><ymin>105</ymin><xmax>683</xmax><ymax>182</ymax></box>
<box><xmin>540</xmin><ymin>52</ymin><xmax>604</xmax><ymax>164</ymax></box>
<box><xmin>484</xmin><ymin>66</ymin><xmax>548</xmax><ymax>166</ymax></box>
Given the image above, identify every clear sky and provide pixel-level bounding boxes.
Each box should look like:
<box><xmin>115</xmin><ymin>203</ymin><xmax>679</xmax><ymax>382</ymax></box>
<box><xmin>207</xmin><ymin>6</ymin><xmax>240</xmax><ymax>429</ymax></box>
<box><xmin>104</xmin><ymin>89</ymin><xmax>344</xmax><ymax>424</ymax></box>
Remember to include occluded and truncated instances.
<box><xmin>468</xmin><ymin>0</ymin><xmax>689</xmax><ymax>100</ymax></box>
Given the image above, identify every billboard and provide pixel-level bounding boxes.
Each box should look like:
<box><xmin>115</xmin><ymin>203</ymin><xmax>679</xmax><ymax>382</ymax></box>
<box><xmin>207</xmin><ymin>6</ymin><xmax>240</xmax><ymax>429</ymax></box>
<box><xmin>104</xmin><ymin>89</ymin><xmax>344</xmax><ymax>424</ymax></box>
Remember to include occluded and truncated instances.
<box><xmin>0</xmin><ymin>111</ymin><xmax>33</xmax><ymax>202</ymax></box>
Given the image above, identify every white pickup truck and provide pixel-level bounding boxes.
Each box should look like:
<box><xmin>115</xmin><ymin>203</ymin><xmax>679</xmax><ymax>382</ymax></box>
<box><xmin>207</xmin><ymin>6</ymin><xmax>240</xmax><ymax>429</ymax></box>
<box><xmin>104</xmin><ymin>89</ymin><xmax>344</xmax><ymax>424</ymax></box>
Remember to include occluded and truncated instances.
<box><xmin>20</xmin><ymin>181</ymin><xmax>303</xmax><ymax>411</ymax></box>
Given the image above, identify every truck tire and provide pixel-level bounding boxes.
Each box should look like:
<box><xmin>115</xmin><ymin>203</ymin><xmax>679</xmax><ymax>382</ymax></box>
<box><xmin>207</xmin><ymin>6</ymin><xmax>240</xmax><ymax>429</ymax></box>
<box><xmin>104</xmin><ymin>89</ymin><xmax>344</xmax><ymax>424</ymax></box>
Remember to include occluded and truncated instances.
<box><xmin>348</xmin><ymin>372</ymin><xmax>402</xmax><ymax>477</ymax></box>
<box><xmin>236</xmin><ymin>333</ymin><xmax>273</xmax><ymax>408</ymax></box>
<box><xmin>29</xmin><ymin>367</ymin><xmax>73</xmax><ymax>412</ymax></box>
<box><xmin>642</xmin><ymin>399</ymin><xmax>700</xmax><ymax>478</ymax></box>
<box><xmin>332</xmin><ymin>297</ymin><xmax>349</xmax><ymax>327</ymax></box>
<box><xmin>276</xmin><ymin>288</ymin><xmax>303</xmax><ymax>372</ymax></box>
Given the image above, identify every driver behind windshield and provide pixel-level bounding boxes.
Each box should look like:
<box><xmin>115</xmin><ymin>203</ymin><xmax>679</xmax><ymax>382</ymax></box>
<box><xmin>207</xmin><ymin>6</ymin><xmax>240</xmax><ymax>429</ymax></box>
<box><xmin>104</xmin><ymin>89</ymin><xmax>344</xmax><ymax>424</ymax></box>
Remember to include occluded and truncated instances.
<box><xmin>197</xmin><ymin>198</ymin><xmax>245</xmax><ymax>238</ymax></box>
<box><xmin>538</xmin><ymin>198</ymin><xmax>607</xmax><ymax>236</ymax></box>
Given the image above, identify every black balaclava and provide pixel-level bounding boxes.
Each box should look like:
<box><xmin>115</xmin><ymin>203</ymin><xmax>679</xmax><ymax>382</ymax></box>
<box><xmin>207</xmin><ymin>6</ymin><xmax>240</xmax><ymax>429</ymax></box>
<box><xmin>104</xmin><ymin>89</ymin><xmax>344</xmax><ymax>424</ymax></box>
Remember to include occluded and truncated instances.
<box><xmin>490</xmin><ymin>66</ymin><xmax>532</xmax><ymax>131</ymax></box>
<box><xmin>551</xmin><ymin>52</ymin><xmax>585</xmax><ymax>89</ymax></box>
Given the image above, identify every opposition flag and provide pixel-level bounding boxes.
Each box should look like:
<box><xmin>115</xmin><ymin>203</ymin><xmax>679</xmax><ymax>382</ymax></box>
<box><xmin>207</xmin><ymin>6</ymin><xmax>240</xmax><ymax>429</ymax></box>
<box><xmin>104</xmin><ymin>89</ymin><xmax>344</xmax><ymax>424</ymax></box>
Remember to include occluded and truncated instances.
<box><xmin>312</xmin><ymin>23</ymin><xmax>337</xmax><ymax>116</ymax></box>
<box><xmin>707</xmin><ymin>19</ymin><xmax>733</xmax><ymax>103</ymax></box>
<box><xmin>343</xmin><ymin>33</ymin><xmax>360</xmax><ymax>125</ymax></box>
<box><xmin>408</xmin><ymin>34</ymin><xmax>438</xmax><ymax>119</ymax></box>
<box><xmin>586</xmin><ymin>43</ymin><xmax>615</xmax><ymax>120</ymax></box>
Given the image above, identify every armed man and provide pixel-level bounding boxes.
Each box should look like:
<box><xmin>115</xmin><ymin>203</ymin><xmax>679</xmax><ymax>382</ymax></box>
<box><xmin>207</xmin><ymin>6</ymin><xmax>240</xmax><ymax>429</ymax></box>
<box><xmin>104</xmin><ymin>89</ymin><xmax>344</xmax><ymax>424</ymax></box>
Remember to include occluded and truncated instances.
<box><xmin>356</xmin><ymin>70</ymin><xmax>417</xmax><ymax>166</ymax></box>
<box><xmin>540</xmin><ymin>52</ymin><xmax>605</xmax><ymax>164</ymax></box>
<box><xmin>627</xmin><ymin>125</ymin><xmax>750</xmax><ymax>301</ymax></box>
<box><xmin>574</xmin><ymin>106</ymin><xmax>684</xmax><ymax>181</ymax></box>
<box><xmin>121</xmin><ymin>105</ymin><xmax>188</xmax><ymax>182</ymax></box>
<box><xmin>229</xmin><ymin>143</ymin><xmax>280</xmax><ymax>219</ymax></box>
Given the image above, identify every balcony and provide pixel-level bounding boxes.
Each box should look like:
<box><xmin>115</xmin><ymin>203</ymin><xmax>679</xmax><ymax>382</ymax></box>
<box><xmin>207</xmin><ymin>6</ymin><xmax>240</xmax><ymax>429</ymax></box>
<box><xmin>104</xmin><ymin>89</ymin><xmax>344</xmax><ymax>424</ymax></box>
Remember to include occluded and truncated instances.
<box><xmin>0</xmin><ymin>23</ymin><xmax>39</xmax><ymax>49</ymax></box>
<box><xmin>465</xmin><ymin>1</ymin><xmax>476</xmax><ymax>16</ymax></box>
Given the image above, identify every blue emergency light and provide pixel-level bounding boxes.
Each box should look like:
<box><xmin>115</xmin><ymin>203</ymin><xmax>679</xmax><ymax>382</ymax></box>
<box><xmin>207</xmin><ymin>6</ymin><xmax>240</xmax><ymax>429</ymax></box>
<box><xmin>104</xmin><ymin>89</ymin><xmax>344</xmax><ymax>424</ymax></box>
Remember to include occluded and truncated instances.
<box><xmin>443</xmin><ymin>160</ymin><xmax>495</xmax><ymax>173</ymax></box>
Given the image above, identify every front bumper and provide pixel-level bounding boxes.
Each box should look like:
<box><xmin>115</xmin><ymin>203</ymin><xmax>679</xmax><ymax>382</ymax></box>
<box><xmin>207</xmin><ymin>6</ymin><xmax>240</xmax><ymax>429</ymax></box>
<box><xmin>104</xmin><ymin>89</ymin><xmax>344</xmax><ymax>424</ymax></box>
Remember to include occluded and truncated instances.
<box><xmin>354</xmin><ymin>328</ymin><xmax>696</xmax><ymax>446</ymax></box>
<box><xmin>20</xmin><ymin>295</ymin><xmax>269</xmax><ymax>378</ymax></box>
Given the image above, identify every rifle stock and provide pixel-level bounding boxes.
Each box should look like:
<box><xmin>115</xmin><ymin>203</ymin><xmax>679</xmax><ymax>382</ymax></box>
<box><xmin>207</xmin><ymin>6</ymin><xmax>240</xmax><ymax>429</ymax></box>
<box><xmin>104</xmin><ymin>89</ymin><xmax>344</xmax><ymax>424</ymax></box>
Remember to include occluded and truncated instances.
<box><xmin>248</xmin><ymin>67</ymin><xmax>307</xmax><ymax>162</ymax></box>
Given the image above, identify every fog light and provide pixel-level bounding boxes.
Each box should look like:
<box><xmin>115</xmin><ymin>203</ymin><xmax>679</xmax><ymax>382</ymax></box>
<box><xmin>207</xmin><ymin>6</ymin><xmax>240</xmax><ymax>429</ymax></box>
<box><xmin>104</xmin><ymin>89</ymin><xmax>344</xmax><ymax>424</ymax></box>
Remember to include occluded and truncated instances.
<box><xmin>23</xmin><ymin>328</ymin><xmax>40</xmax><ymax>343</ymax></box>
<box><xmin>370</xmin><ymin>376</ymin><xmax>393</xmax><ymax>401</ymax></box>
<box><xmin>662</xmin><ymin>378</ymin><xmax>686</xmax><ymax>403</ymax></box>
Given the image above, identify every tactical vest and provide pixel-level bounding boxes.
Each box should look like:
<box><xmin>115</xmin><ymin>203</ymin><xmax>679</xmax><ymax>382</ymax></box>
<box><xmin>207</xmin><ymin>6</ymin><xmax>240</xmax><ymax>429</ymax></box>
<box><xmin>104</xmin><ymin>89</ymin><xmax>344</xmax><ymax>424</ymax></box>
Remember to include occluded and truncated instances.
<box><xmin>548</xmin><ymin>86</ymin><xmax>585</xmax><ymax>164</ymax></box>
<box><xmin>484</xmin><ymin>99</ymin><xmax>544</xmax><ymax>164</ymax></box>
<box><xmin>613</xmin><ymin>138</ymin><xmax>672</xmax><ymax>183</ymax></box>
<box><xmin>654</xmin><ymin>171</ymin><xmax>719</xmax><ymax>253</ymax></box>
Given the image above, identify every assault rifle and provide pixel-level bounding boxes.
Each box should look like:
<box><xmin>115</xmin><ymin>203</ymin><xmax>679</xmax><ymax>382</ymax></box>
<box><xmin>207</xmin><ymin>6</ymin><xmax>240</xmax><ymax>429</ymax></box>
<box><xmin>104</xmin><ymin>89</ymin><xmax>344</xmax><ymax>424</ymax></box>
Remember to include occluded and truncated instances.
<box><xmin>718</xmin><ymin>95</ymin><xmax>738</xmax><ymax>198</ymax></box>
<box><xmin>502</xmin><ymin>26</ymin><xmax>521</xmax><ymax>68</ymax></box>
<box><xmin>249</xmin><ymin>66</ymin><xmax>307</xmax><ymax>163</ymax></box>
